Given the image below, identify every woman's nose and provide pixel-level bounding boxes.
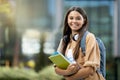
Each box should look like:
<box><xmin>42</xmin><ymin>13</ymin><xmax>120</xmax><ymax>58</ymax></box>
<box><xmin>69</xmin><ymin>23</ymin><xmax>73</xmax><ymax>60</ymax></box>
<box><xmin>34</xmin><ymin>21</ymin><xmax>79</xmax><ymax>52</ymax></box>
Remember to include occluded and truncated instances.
<box><xmin>72</xmin><ymin>19</ymin><xmax>77</xmax><ymax>22</ymax></box>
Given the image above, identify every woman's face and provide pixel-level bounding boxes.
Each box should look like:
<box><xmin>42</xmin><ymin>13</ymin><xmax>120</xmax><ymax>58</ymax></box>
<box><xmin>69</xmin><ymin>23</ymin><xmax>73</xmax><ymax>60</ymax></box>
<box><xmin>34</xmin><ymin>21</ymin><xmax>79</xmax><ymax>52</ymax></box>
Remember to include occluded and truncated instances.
<box><xmin>67</xmin><ymin>11</ymin><xmax>84</xmax><ymax>32</ymax></box>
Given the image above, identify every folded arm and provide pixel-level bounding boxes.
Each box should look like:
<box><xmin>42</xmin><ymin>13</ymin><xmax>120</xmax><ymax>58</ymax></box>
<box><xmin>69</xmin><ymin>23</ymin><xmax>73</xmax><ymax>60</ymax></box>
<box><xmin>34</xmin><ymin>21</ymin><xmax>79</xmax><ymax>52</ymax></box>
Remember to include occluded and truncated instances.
<box><xmin>54</xmin><ymin>63</ymin><xmax>80</xmax><ymax>76</ymax></box>
<box><xmin>64</xmin><ymin>66</ymin><xmax>94</xmax><ymax>80</ymax></box>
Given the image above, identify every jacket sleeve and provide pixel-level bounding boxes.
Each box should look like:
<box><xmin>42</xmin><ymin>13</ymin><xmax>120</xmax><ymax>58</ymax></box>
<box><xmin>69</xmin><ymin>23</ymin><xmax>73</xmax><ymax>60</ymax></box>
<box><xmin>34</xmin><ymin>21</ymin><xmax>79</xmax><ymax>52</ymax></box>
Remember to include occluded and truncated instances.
<box><xmin>83</xmin><ymin>33</ymin><xmax>100</xmax><ymax>71</ymax></box>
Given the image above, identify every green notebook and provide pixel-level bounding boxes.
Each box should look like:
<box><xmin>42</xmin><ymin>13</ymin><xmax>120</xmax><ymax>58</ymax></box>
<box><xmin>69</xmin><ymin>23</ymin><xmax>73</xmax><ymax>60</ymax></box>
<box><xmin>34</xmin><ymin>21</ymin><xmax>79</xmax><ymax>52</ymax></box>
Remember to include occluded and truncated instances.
<box><xmin>48</xmin><ymin>53</ymin><xmax>71</xmax><ymax>69</ymax></box>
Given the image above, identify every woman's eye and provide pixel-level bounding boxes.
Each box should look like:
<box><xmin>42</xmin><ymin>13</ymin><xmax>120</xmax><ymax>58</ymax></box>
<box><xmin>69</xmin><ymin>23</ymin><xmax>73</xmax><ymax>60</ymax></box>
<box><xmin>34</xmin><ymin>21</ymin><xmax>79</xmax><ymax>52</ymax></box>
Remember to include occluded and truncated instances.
<box><xmin>76</xmin><ymin>17</ymin><xmax>81</xmax><ymax>20</ymax></box>
<box><xmin>69</xmin><ymin>17</ymin><xmax>73</xmax><ymax>20</ymax></box>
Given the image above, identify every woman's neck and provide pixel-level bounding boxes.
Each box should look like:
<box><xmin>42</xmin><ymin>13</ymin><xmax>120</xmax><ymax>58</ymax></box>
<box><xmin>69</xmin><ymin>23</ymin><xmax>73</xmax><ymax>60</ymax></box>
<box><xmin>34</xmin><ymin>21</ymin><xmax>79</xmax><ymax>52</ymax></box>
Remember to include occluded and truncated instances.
<box><xmin>72</xmin><ymin>31</ymin><xmax>79</xmax><ymax>36</ymax></box>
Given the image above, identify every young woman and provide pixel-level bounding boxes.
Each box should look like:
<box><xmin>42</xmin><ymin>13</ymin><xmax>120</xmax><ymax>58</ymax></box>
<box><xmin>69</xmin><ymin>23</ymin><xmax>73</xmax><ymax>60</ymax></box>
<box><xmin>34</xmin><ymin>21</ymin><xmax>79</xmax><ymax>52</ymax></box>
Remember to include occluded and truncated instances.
<box><xmin>54</xmin><ymin>6</ymin><xmax>105</xmax><ymax>80</ymax></box>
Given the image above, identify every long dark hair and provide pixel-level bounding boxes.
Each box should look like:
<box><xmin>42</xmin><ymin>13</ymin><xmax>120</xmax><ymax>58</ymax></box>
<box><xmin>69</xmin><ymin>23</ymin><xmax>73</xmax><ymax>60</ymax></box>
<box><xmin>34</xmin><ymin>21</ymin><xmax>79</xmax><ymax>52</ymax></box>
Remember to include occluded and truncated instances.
<box><xmin>62</xmin><ymin>6</ymin><xmax>88</xmax><ymax>59</ymax></box>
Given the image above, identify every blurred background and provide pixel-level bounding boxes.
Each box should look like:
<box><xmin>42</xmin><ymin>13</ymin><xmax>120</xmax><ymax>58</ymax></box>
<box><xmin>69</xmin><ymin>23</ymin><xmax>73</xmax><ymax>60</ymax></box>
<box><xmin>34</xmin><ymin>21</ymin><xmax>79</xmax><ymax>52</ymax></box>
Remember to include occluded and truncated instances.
<box><xmin>0</xmin><ymin>0</ymin><xmax>119</xmax><ymax>80</ymax></box>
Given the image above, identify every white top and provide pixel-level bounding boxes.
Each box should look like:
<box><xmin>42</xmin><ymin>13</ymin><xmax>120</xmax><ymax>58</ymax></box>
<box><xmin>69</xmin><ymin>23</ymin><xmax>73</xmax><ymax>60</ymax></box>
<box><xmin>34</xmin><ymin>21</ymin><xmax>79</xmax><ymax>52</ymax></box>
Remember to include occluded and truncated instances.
<box><xmin>66</xmin><ymin>49</ymin><xmax>76</xmax><ymax>63</ymax></box>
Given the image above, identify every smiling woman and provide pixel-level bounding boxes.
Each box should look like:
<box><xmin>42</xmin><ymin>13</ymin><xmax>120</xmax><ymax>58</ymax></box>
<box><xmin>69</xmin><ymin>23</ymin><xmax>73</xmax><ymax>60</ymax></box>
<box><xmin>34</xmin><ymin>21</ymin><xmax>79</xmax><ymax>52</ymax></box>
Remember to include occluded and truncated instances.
<box><xmin>54</xmin><ymin>6</ymin><xmax>105</xmax><ymax>80</ymax></box>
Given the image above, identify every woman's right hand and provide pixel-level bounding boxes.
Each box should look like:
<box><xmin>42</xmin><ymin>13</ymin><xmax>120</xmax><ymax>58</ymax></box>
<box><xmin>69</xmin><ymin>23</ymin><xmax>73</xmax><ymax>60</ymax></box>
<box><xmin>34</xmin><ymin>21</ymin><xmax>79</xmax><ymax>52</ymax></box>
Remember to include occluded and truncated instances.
<box><xmin>66</xmin><ymin>63</ymin><xmax>80</xmax><ymax>75</ymax></box>
<box><xmin>54</xmin><ymin>66</ymin><xmax>69</xmax><ymax>76</ymax></box>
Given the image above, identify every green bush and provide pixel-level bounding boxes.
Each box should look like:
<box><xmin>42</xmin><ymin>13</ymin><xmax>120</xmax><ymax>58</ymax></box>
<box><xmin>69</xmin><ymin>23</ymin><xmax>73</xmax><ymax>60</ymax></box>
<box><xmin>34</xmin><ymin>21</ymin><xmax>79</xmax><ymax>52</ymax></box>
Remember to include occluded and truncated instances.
<box><xmin>37</xmin><ymin>65</ymin><xmax>64</xmax><ymax>80</ymax></box>
<box><xmin>0</xmin><ymin>65</ymin><xmax>64</xmax><ymax>80</ymax></box>
<box><xmin>0</xmin><ymin>67</ymin><xmax>37</xmax><ymax>80</ymax></box>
